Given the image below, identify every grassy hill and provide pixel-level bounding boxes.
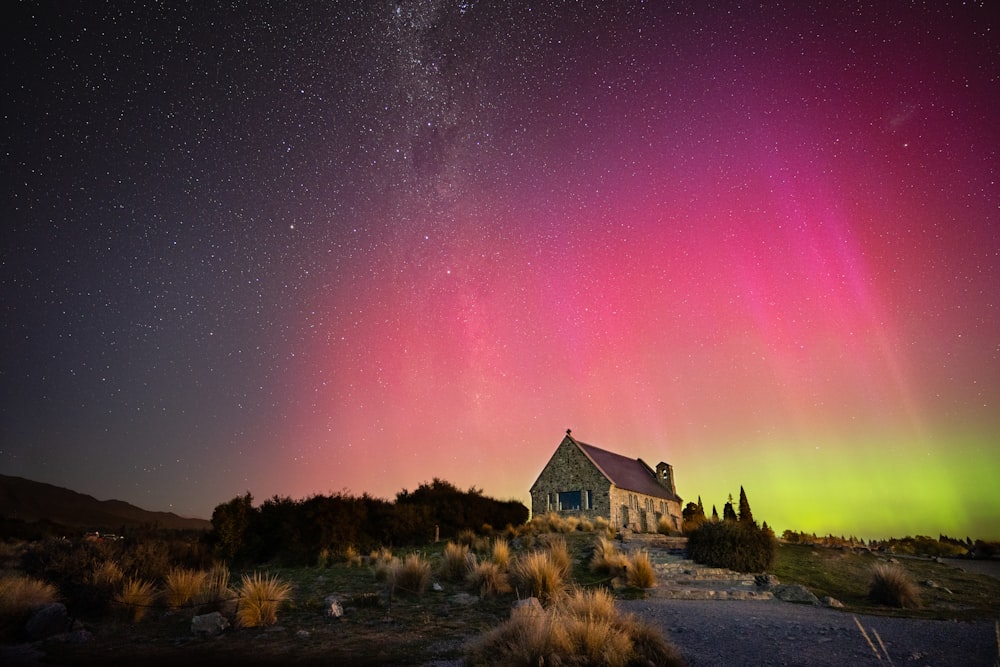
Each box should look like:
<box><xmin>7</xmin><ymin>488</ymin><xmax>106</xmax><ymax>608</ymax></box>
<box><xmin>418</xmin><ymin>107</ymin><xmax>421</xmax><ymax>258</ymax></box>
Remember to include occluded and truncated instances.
<box><xmin>0</xmin><ymin>474</ymin><xmax>211</xmax><ymax>532</ymax></box>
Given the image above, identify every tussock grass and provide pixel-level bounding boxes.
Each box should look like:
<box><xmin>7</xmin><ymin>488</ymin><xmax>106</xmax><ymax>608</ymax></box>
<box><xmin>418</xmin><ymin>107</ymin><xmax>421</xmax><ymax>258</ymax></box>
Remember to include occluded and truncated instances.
<box><xmin>344</xmin><ymin>544</ymin><xmax>362</xmax><ymax>567</ymax></box>
<box><xmin>467</xmin><ymin>559</ymin><xmax>511</xmax><ymax>597</ymax></box>
<box><xmin>236</xmin><ymin>572</ymin><xmax>292</xmax><ymax>627</ymax></box>
<box><xmin>457</xmin><ymin>529</ymin><xmax>477</xmax><ymax>546</ymax></box>
<box><xmin>390</xmin><ymin>553</ymin><xmax>431</xmax><ymax>595</ymax></box>
<box><xmin>163</xmin><ymin>567</ymin><xmax>207</xmax><ymax>609</ymax></box>
<box><xmin>491</xmin><ymin>537</ymin><xmax>511</xmax><ymax>570</ymax></box>
<box><xmin>627</xmin><ymin>549</ymin><xmax>656</xmax><ymax>589</ymax></box>
<box><xmin>657</xmin><ymin>516</ymin><xmax>677</xmax><ymax>535</ymax></box>
<box><xmin>590</xmin><ymin>535</ymin><xmax>628</xmax><ymax>577</ymax></box>
<box><xmin>0</xmin><ymin>575</ymin><xmax>59</xmax><ymax>619</ymax></box>
<box><xmin>562</xmin><ymin>516</ymin><xmax>580</xmax><ymax>532</ymax></box>
<box><xmin>441</xmin><ymin>542</ymin><xmax>471</xmax><ymax>581</ymax></box>
<box><xmin>465</xmin><ymin>585</ymin><xmax>684</xmax><ymax>666</ymax></box>
<box><xmin>578</xmin><ymin>517</ymin><xmax>595</xmax><ymax>532</ymax></box>
<box><xmin>869</xmin><ymin>562</ymin><xmax>920</xmax><ymax>609</ymax></box>
<box><xmin>90</xmin><ymin>560</ymin><xmax>124</xmax><ymax>589</ymax></box>
<box><xmin>115</xmin><ymin>577</ymin><xmax>157</xmax><ymax>622</ymax></box>
<box><xmin>201</xmin><ymin>562</ymin><xmax>233</xmax><ymax>610</ymax></box>
<box><xmin>543</xmin><ymin>536</ymin><xmax>572</xmax><ymax>579</ymax></box>
<box><xmin>511</xmin><ymin>551</ymin><xmax>566</xmax><ymax>604</ymax></box>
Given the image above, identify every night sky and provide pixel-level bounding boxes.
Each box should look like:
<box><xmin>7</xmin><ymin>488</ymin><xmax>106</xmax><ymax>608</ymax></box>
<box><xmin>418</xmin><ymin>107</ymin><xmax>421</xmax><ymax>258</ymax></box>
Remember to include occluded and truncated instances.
<box><xmin>3</xmin><ymin>2</ymin><xmax>998</xmax><ymax>541</ymax></box>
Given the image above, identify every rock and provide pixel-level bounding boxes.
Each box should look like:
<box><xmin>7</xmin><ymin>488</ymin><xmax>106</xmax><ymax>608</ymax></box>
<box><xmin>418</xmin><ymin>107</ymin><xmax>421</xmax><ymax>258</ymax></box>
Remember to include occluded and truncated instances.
<box><xmin>432</xmin><ymin>582</ymin><xmax>444</xmax><ymax>592</ymax></box>
<box><xmin>513</xmin><ymin>597</ymin><xmax>544</xmax><ymax>614</ymax></box>
<box><xmin>296</xmin><ymin>629</ymin><xmax>310</xmax><ymax>638</ymax></box>
<box><xmin>449</xmin><ymin>592</ymin><xmax>478</xmax><ymax>606</ymax></box>
<box><xmin>772</xmin><ymin>584</ymin><xmax>820</xmax><ymax>605</ymax></box>
<box><xmin>323</xmin><ymin>595</ymin><xmax>344</xmax><ymax>618</ymax></box>
<box><xmin>755</xmin><ymin>574</ymin><xmax>780</xmax><ymax>588</ymax></box>
<box><xmin>191</xmin><ymin>611</ymin><xmax>230</xmax><ymax>637</ymax></box>
<box><xmin>25</xmin><ymin>603</ymin><xmax>71</xmax><ymax>640</ymax></box>
<box><xmin>821</xmin><ymin>596</ymin><xmax>844</xmax><ymax>608</ymax></box>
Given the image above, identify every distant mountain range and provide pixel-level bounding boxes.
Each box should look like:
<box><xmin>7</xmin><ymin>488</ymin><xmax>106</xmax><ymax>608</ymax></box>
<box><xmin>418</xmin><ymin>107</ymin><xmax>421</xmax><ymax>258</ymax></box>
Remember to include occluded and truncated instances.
<box><xmin>0</xmin><ymin>474</ymin><xmax>211</xmax><ymax>532</ymax></box>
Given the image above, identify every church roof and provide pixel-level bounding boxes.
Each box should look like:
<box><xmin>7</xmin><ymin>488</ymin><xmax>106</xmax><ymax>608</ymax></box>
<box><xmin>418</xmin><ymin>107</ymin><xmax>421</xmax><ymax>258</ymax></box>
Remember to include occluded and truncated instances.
<box><xmin>569</xmin><ymin>434</ymin><xmax>680</xmax><ymax>501</ymax></box>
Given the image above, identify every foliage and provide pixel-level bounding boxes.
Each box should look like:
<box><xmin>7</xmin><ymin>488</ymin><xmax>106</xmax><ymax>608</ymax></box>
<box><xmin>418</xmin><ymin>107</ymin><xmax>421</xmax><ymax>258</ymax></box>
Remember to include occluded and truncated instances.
<box><xmin>686</xmin><ymin>519</ymin><xmax>777</xmax><ymax>573</ymax></box>
<box><xmin>511</xmin><ymin>550</ymin><xmax>566</xmax><ymax>604</ymax></box>
<box><xmin>115</xmin><ymin>577</ymin><xmax>157</xmax><ymax>622</ymax></box>
<box><xmin>206</xmin><ymin>480</ymin><xmax>528</xmax><ymax>566</ymax></box>
<box><xmin>738</xmin><ymin>486</ymin><xmax>754</xmax><ymax>524</ymax></box>
<box><xmin>235</xmin><ymin>572</ymin><xmax>292</xmax><ymax>627</ymax></box>
<box><xmin>465</xmin><ymin>586</ymin><xmax>684</xmax><ymax>667</ymax></box>
<box><xmin>626</xmin><ymin>549</ymin><xmax>656</xmax><ymax>589</ymax></box>
<box><xmin>163</xmin><ymin>567</ymin><xmax>207</xmax><ymax>609</ymax></box>
<box><xmin>590</xmin><ymin>535</ymin><xmax>628</xmax><ymax>578</ymax></box>
<box><xmin>389</xmin><ymin>553</ymin><xmax>432</xmax><ymax>596</ymax></box>
<box><xmin>440</xmin><ymin>541</ymin><xmax>471</xmax><ymax>581</ymax></box>
<box><xmin>0</xmin><ymin>575</ymin><xmax>59</xmax><ymax>620</ymax></box>
<box><xmin>466</xmin><ymin>559</ymin><xmax>511</xmax><ymax>597</ymax></box>
<box><xmin>868</xmin><ymin>563</ymin><xmax>921</xmax><ymax>609</ymax></box>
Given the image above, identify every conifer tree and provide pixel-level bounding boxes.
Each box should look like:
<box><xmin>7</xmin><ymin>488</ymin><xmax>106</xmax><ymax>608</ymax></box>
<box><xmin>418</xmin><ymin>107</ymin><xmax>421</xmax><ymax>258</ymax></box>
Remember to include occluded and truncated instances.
<box><xmin>723</xmin><ymin>493</ymin><xmax>737</xmax><ymax>522</ymax></box>
<box><xmin>738</xmin><ymin>486</ymin><xmax>754</xmax><ymax>524</ymax></box>
<box><xmin>711</xmin><ymin>505</ymin><xmax>719</xmax><ymax>521</ymax></box>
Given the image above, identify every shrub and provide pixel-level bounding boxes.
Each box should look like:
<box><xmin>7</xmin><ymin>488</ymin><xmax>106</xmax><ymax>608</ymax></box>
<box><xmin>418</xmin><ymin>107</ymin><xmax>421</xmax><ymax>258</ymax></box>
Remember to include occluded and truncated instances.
<box><xmin>466</xmin><ymin>560</ymin><xmax>511</xmax><ymax>597</ymax></box>
<box><xmin>0</xmin><ymin>575</ymin><xmax>59</xmax><ymax>620</ymax></box>
<box><xmin>441</xmin><ymin>542</ymin><xmax>471</xmax><ymax>581</ymax></box>
<box><xmin>236</xmin><ymin>572</ymin><xmax>292</xmax><ymax>627</ymax></box>
<box><xmin>115</xmin><ymin>577</ymin><xmax>158</xmax><ymax>622</ymax></box>
<box><xmin>465</xmin><ymin>585</ymin><xmax>684</xmax><ymax>667</ymax></box>
<box><xmin>491</xmin><ymin>537</ymin><xmax>511</xmax><ymax>570</ymax></box>
<box><xmin>511</xmin><ymin>551</ymin><xmax>565</xmax><ymax>604</ymax></box>
<box><xmin>627</xmin><ymin>549</ymin><xmax>656</xmax><ymax>589</ymax></box>
<box><xmin>868</xmin><ymin>563</ymin><xmax>920</xmax><ymax>608</ymax></box>
<box><xmin>164</xmin><ymin>567</ymin><xmax>207</xmax><ymax>610</ymax></box>
<box><xmin>686</xmin><ymin>520</ymin><xmax>777</xmax><ymax>572</ymax></box>
<box><xmin>390</xmin><ymin>554</ymin><xmax>431</xmax><ymax>595</ymax></box>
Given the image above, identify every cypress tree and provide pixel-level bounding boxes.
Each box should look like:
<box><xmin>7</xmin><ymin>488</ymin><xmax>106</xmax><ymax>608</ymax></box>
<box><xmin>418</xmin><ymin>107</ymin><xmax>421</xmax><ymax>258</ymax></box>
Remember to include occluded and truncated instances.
<box><xmin>738</xmin><ymin>486</ymin><xmax>754</xmax><ymax>524</ymax></box>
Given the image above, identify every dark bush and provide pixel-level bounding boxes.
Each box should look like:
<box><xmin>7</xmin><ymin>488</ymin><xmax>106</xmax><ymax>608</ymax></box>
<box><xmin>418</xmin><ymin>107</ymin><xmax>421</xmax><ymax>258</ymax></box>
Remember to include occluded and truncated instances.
<box><xmin>686</xmin><ymin>520</ymin><xmax>777</xmax><ymax>573</ymax></box>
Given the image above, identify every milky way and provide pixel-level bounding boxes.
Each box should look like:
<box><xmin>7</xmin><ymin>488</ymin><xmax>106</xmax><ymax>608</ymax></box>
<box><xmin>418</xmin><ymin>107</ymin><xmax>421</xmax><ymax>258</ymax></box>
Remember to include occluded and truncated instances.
<box><xmin>3</xmin><ymin>2</ymin><xmax>998</xmax><ymax>539</ymax></box>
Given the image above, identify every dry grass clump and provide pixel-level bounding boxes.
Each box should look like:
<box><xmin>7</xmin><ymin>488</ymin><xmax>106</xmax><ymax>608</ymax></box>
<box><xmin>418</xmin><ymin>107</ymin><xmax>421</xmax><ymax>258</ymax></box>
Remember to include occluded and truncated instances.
<box><xmin>590</xmin><ymin>535</ymin><xmax>629</xmax><ymax>577</ymax></box>
<box><xmin>164</xmin><ymin>567</ymin><xmax>207</xmax><ymax>609</ymax></box>
<box><xmin>0</xmin><ymin>575</ymin><xmax>59</xmax><ymax>619</ymax></box>
<box><xmin>562</xmin><ymin>516</ymin><xmax>581</xmax><ymax>532</ymax></box>
<box><xmin>90</xmin><ymin>560</ymin><xmax>124</xmax><ymax>589</ymax></box>
<box><xmin>441</xmin><ymin>541</ymin><xmax>471</xmax><ymax>581</ymax></box>
<box><xmin>467</xmin><ymin>559</ymin><xmax>512</xmax><ymax>597</ymax></box>
<box><xmin>457</xmin><ymin>529</ymin><xmax>477</xmax><ymax>546</ymax></box>
<box><xmin>578</xmin><ymin>517</ymin><xmax>595</xmax><ymax>532</ymax></box>
<box><xmin>344</xmin><ymin>544</ymin><xmax>362</xmax><ymax>567</ymax></box>
<box><xmin>236</xmin><ymin>572</ymin><xmax>292</xmax><ymax>627</ymax></box>
<box><xmin>371</xmin><ymin>548</ymin><xmax>396</xmax><ymax>582</ymax></box>
<box><xmin>465</xmin><ymin>586</ymin><xmax>684</xmax><ymax>666</ymax></box>
<box><xmin>657</xmin><ymin>516</ymin><xmax>677</xmax><ymax>535</ymax></box>
<box><xmin>543</xmin><ymin>536</ymin><xmax>572</xmax><ymax>579</ymax></box>
<box><xmin>491</xmin><ymin>537</ymin><xmax>511</xmax><ymax>570</ymax></box>
<box><xmin>390</xmin><ymin>553</ymin><xmax>432</xmax><ymax>595</ymax></box>
<box><xmin>511</xmin><ymin>551</ymin><xmax>566</xmax><ymax>604</ymax></box>
<box><xmin>626</xmin><ymin>549</ymin><xmax>656</xmax><ymax>589</ymax></box>
<box><xmin>868</xmin><ymin>562</ymin><xmax>921</xmax><ymax>609</ymax></box>
<box><xmin>115</xmin><ymin>577</ymin><xmax>158</xmax><ymax>622</ymax></box>
<box><xmin>201</xmin><ymin>562</ymin><xmax>233</xmax><ymax>609</ymax></box>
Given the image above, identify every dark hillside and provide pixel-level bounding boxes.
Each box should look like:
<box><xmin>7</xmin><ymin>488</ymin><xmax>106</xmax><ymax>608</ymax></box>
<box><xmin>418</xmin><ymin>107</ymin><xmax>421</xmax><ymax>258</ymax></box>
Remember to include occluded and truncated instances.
<box><xmin>0</xmin><ymin>474</ymin><xmax>210</xmax><ymax>532</ymax></box>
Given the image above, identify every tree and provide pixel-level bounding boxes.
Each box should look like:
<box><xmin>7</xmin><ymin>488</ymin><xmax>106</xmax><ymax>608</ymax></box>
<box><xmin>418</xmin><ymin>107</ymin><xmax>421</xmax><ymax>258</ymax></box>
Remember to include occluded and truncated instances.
<box><xmin>210</xmin><ymin>492</ymin><xmax>256</xmax><ymax>562</ymax></box>
<box><xmin>711</xmin><ymin>505</ymin><xmax>719</xmax><ymax>522</ymax></box>
<box><xmin>738</xmin><ymin>486</ymin><xmax>754</xmax><ymax>525</ymax></box>
<box><xmin>722</xmin><ymin>494</ymin><xmax>737</xmax><ymax>522</ymax></box>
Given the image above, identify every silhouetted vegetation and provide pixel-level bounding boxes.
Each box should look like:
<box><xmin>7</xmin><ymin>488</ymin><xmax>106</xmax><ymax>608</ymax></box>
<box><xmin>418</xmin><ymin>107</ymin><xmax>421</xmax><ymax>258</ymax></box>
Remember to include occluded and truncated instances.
<box><xmin>686</xmin><ymin>487</ymin><xmax>778</xmax><ymax>572</ymax></box>
<box><xmin>207</xmin><ymin>479</ymin><xmax>528</xmax><ymax>565</ymax></box>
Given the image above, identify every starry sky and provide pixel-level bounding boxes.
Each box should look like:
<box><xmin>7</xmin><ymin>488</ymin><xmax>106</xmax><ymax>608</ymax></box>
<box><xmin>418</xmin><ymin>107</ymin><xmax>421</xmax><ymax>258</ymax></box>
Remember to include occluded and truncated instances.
<box><xmin>2</xmin><ymin>1</ymin><xmax>998</xmax><ymax>541</ymax></box>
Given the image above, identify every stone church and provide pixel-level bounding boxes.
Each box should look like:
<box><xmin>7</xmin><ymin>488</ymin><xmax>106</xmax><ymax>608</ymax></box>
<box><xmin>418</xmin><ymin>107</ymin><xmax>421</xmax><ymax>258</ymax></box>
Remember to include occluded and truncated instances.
<box><xmin>529</xmin><ymin>430</ymin><xmax>683</xmax><ymax>533</ymax></box>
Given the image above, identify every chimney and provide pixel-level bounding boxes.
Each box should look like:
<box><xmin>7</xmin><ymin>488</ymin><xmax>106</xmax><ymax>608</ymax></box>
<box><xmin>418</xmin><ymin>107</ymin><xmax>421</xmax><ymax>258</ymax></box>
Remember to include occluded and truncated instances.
<box><xmin>655</xmin><ymin>462</ymin><xmax>676</xmax><ymax>496</ymax></box>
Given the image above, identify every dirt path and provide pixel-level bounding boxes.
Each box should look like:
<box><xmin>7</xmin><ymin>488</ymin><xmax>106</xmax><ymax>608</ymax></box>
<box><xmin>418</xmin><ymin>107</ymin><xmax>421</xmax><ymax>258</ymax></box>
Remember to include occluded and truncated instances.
<box><xmin>620</xmin><ymin>597</ymin><xmax>999</xmax><ymax>667</ymax></box>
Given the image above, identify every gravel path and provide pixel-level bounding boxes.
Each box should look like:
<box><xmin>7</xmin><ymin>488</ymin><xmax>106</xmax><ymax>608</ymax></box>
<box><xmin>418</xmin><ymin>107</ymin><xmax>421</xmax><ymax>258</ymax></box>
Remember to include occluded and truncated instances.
<box><xmin>619</xmin><ymin>598</ymin><xmax>999</xmax><ymax>667</ymax></box>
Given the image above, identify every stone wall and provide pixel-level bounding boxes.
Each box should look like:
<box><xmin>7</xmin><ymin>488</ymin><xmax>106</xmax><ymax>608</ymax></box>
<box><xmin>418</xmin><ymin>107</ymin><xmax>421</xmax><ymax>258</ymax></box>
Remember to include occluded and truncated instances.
<box><xmin>531</xmin><ymin>437</ymin><xmax>683</xmax><ymax>533</ymax></box>
<box><xmin>530</xmin><ymin>437</ymin><xmax>610</xmax><ymax>521</ymax></box>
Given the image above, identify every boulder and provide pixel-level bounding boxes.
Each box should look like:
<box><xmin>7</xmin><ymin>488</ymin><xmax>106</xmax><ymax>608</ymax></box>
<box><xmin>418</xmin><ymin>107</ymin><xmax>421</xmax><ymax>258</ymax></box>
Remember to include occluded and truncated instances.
<box><xmin>25</xmin><ymin>603</ymin><xmax>71</xmax><ymax>640</ymax></box>
<box><xmin>191</xmin><ymin>611</ymin><xmax>229</xmax><ymax>637</ymax></box>
<box><xmin>821</xmin><ymin>596</ymin><xmax>844</xmax><ymax>608</ymax></box>
<box><xmin>772</xmin><ymin>584</ymin><xmax>820</xmax><ymax>605</ymax></box>
<box><xmin>754</xmin><ymin>573</ymin><xmax>780</xmax><ymax>588</ymax></box>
